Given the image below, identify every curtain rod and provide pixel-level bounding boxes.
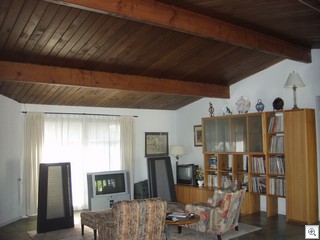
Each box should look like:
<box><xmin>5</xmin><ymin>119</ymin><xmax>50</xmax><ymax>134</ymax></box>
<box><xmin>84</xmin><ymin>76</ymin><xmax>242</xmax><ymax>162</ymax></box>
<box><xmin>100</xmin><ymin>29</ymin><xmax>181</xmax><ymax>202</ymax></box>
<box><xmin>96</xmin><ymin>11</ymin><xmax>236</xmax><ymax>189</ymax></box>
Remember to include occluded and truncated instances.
<box><xmin>21</xmin><ymin>111</ymin><xmax>138</xmax><ymax>118</ymax></box>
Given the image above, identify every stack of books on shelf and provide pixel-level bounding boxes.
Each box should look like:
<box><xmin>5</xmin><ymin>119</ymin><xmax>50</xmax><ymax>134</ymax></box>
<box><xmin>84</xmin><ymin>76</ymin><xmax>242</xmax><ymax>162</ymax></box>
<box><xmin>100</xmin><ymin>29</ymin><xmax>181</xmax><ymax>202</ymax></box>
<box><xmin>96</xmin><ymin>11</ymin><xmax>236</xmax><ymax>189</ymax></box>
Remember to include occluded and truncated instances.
<box><xmin>209</xmin><ymin>155</ymin><xmax>217</xmax><ymax>170</ymax></box>
<box><xmin>269</xmin><ymin>135</ymin><xmax>284</xmax><ymax>153</ymax></box>
<box><xmin>252</xmin><ymin>157</ymin><xmax>265</xmax><ymax>173</ymax></box>
<box><xmin>269</xmin><ymin>177</ymin><xmax>286</xmax><ymax>196</ymax></box>
<box><xmin>252</xmin><ymin>176</ymin><xmax>266</xmax><ymax>193</ymax></box>
<box><xmin>268</xmin><ymin>115</ymin><xmax>284</xmax><ymax>132</ymax></box>
<box><xmin>207</xmin><ymin>174</ymin><xmax>218</xmax><ymax>187</ymax></box>
<box><xmin>221</xmin><ymin>175</ymin><xmax>232</xmax><ymax>188</ymax></box>
<box><xmin>269</xmin><ymin>156</ymin><xmax>285</xmax><ymax>174</ymax></box>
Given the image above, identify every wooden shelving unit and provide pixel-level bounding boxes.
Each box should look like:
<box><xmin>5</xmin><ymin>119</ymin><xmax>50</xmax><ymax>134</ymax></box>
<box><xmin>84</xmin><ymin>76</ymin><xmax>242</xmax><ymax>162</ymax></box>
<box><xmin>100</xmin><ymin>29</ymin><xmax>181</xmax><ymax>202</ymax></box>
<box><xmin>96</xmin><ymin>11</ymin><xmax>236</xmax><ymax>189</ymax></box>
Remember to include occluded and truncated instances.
<box><xmin>284</xmin><ymin>109</ymin><xmax>318</xmax><ymax>224</ymax></box>
<box><xmin>201</xmin><ymin>109</ymin><xmax>318</xmax><ymax>223</ymax></box>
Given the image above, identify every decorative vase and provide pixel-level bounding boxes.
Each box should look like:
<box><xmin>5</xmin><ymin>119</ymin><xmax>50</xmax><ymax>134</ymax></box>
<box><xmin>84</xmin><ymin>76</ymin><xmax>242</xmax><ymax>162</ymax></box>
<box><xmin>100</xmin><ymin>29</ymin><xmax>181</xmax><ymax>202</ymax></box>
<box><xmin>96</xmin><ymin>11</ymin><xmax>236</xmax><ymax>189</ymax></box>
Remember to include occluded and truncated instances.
<box><xmin>273</xmin><ymin>97</ymin><xmax>284</xmax><ymax>111</ymax></box>
<box><xmin>255</xmin><ymin>99</ymin><xmax>265</xmax><ymax>112</ymax></box>
<box><xmin>198</xmin><ymin>180</ymin><xmax>204</xmax><ymax>187</ymax></box>
<box><xmin>235</xmin><ymin>96</ymin><xmax>251</xmax><ymax>114</ymax></box>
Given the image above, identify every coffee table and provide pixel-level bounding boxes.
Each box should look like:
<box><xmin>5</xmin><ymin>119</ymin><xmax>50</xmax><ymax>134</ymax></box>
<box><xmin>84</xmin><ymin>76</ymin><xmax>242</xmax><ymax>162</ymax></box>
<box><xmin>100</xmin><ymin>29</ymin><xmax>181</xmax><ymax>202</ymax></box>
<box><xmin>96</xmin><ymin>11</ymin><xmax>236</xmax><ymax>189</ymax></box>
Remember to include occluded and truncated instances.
<box><xmin>165</xmin><ymin>214</ymin><xmax>200</xmax><ymax>240</ymax></box>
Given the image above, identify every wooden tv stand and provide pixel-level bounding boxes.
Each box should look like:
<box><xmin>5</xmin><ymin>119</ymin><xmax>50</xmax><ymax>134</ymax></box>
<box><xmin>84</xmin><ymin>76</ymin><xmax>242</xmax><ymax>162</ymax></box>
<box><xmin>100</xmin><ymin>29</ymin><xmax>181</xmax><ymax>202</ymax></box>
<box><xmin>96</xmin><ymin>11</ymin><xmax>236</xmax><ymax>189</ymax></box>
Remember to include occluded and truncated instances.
<box><xmin>175</xmin><ymin>184</ymin><xmax>214</xmax><ymax>204</ymax></box>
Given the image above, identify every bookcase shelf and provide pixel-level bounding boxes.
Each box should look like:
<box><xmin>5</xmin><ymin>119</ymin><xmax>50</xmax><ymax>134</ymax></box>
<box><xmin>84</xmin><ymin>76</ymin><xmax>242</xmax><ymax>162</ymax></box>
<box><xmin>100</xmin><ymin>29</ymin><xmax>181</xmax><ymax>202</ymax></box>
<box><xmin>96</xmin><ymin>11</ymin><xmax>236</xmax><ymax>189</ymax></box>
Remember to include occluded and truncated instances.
<box><xmin>202</xmin><ymin>109</ymin><xmax>318</xmax><ymax>224</ymax></box>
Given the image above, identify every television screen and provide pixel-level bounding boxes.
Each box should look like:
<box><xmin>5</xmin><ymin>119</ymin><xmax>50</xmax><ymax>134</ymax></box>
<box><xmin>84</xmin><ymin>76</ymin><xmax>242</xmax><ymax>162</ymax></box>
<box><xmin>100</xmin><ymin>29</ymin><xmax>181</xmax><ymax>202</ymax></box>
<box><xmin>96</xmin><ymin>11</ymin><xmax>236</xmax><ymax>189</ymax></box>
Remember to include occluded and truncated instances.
<box><xmin>95</xmin><ymin>173</ymin><xmax>126</xmax><ymax>195</ymax></box>
<box><xmin>177</xmin><ymin>166</ymin><xmax>192</xmax><ymax>180</ymax></box>
<box><xmin>177</xmin><ymin>164</ymin><xmax>197</xmax><ymax>185</ymax></box>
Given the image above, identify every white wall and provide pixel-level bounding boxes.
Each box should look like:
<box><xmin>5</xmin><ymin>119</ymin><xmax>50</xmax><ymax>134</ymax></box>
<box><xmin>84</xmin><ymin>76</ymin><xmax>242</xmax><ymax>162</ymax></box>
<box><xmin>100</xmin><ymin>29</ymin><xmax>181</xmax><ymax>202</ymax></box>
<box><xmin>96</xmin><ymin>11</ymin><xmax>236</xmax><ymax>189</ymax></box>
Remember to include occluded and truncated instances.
<box><xmin>177</xmin><ymin>49</ymin><xmax>320</xmax><ymax>215</ymax></box>
<box><xmin>0</xmin><ymin>95</ymin><xmax>24</xmax><ymax>226</ymax></box>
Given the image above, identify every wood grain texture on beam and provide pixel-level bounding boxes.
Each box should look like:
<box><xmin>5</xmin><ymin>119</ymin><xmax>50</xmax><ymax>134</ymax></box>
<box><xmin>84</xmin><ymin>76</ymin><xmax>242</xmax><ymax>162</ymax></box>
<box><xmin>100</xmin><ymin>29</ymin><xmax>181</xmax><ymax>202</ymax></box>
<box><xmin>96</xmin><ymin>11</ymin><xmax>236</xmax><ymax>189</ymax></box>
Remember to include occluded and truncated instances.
<box><xmin>0</xmin><ymin>61</ymin><xmax>229</xmax><ymax>98</ymax></box>
<box><xmin>46</xmin><ymin>0</ymin><xmax>311</xmax><ymax>63</ymax></box>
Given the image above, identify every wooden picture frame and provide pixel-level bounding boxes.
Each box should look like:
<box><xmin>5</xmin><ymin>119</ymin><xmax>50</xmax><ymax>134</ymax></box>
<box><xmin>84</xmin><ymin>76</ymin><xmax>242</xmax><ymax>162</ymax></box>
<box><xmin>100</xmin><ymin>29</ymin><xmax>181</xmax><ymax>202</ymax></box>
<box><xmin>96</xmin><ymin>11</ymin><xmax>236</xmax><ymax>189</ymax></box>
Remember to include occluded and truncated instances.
<box><xmin>145</xmin><ymin>132</ymin><xmax>169</xmax><ymax>157</ymax></box>
<box><xmin>194</xmin><ymin>125</ymin><xmax>202</xmax><ymax>147</ymax></box>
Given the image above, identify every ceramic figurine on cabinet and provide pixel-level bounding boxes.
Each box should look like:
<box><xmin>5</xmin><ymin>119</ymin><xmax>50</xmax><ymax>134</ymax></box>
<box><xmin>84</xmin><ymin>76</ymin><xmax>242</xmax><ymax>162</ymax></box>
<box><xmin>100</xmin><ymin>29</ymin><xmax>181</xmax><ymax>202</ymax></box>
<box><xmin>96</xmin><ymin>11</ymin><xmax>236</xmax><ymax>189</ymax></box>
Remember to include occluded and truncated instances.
<box><xmin>208</xmin><ymin>102</ymin><xmax>215</xmax><ymax>117</ymax></box>
<box><xmin>222</xmin><ymin>105</ymin><xmax>233</xmax><ymax>115</ymax></box>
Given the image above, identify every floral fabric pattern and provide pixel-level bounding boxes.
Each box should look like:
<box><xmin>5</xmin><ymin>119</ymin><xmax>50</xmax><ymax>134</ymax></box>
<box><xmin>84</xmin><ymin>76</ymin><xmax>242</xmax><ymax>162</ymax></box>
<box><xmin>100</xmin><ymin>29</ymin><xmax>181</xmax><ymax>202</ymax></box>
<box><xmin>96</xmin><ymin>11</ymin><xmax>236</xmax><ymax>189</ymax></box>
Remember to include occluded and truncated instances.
<box><xmin>81</xmin><ymin>209</ymin><xmax>111</xmax><ymax>234</ymax></box>
<box><xmin>207</xmin><ymin>189</ymin><xmax>226</xmax><ymax>207</ymax></box>
<box><xmin>97</xmin><ymin>198</ymin><xmax>167</xmax><ymax>240</ymax></box>
<box><xmin>185</xmin><ymin>189</ymin><xmax>245</xmax><ymax>237</ymax></box>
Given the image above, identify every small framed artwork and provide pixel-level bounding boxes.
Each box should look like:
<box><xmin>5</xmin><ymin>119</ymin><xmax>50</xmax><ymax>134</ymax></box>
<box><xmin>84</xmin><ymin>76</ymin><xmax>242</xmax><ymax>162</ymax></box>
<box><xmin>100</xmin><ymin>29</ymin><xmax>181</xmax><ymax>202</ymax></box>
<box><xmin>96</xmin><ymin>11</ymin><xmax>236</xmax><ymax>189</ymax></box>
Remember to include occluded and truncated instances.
<box><xmin>145</xmin><ymin>132</ymin><xmax>169</xmax><ymax>157</ymax></box>
<box><xmin>194</xmin><ymin>125</ymin><xmax>202</xmax><ymax>147</ymax></box>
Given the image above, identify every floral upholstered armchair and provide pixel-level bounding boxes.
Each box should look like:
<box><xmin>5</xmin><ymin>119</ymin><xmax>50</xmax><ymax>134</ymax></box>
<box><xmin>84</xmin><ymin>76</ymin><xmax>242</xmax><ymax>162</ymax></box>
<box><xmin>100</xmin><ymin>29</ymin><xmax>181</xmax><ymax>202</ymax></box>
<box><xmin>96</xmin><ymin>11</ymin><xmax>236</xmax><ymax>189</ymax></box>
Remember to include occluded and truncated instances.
<box><xmin>185</xmin><ymin>189</ymin><xmax>246</xmax><ymax>240</ymax></box>
<box><xmin>97</xmin><ymin>198</ymin><xmax>167</xmax><ymax>240</ymax></box>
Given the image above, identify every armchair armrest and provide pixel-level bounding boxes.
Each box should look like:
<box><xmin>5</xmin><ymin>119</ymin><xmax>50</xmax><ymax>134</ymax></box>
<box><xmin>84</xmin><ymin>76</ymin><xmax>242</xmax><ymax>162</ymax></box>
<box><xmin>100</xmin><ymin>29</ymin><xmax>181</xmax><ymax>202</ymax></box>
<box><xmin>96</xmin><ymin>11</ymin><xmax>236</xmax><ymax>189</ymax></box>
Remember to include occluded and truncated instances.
<box><xmin>98</xmin><ymin>209</ymin><xmax>112</xmax><ymax>221</ymax></box>
<box><xmin>185</xmin><ymin>203</ymin><xmax>222</xmax><ymax>234</ymax></box>
<box><xmin>97</xmin><ymin>209</ymin><xmax>113</xmax><ymax>240</ymax></box>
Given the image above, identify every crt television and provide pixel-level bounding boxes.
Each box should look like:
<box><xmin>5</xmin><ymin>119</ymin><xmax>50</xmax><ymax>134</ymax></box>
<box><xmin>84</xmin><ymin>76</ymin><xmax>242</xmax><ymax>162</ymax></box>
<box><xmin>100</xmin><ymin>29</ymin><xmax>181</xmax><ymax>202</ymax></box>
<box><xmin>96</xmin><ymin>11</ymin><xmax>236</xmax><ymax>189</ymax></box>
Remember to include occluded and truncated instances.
<box><xmin>176</xmin><ymin>164</ymin><xmax>198</xmax><ymax>186</ymax></box>
<box><xmin>87</xmin><ymin>170</ymin><xmax>130</xmax><ymax>198</ymax></box>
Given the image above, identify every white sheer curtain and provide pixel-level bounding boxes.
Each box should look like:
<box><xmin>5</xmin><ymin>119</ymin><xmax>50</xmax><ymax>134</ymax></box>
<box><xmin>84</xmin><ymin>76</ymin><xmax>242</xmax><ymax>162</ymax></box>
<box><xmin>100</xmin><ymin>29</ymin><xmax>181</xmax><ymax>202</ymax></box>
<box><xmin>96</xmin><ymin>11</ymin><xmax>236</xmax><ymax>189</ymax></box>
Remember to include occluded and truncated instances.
<box><xmin>42</xmin><ymin>114</ymin><xmax>122</xmax><ymax>210</ymax></box>
<box><xmin>24</xmin><ymin>112</ymin><xmax>44</xmax><ymax>216</ymax></box>
<box><xmin>24</xmin><ymin>112</ymin><xmax>134</xmax><ymax>214</ymax></box>
<box><xmin>120</xmin><ymin>116</ymin><xmax>134</xmax><ymax>199</ymax></box>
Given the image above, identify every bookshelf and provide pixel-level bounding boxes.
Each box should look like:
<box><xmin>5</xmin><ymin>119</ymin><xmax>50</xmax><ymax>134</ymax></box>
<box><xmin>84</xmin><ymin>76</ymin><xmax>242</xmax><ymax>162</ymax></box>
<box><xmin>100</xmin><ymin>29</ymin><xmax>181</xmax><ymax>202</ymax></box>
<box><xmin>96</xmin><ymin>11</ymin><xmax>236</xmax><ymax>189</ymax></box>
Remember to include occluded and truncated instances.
<box><xmin>265</xmin><ymin>111</ymin><xmax>285</xmax><ymax>217</ymax></box>
<box><xmin>202</xmin><ymin>109</ymin><xmax>318</xmax><ymax>223</ymax></box>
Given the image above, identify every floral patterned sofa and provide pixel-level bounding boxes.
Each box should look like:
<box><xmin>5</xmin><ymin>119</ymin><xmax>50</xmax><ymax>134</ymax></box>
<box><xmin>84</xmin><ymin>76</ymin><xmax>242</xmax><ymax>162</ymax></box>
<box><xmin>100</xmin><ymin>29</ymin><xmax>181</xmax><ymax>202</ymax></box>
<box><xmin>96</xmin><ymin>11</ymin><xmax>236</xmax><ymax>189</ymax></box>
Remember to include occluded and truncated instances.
<box><xmin>97</xmin><ymin>198</ymin><xmax>167</xmax><ymax>240</ymax></box>
<box><xmin>185</xmin><ymin>189</ymin><xmax>246</xmax><ymax>240</ymax></box>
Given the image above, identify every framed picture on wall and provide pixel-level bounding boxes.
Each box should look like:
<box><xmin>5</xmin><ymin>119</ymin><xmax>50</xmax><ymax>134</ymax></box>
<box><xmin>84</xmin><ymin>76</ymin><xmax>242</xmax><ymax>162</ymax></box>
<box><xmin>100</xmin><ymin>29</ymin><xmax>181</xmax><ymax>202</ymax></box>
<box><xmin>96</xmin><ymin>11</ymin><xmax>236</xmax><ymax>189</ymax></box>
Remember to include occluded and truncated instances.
<box><xmin>145</xmin><ymin>132</ymin><xmax>169</xmax><ymax>157</ymax></box>
<box><xmin>194</xmin><ymin>125</ymin><xmax>202</xmax><ymax>147</ymax></box>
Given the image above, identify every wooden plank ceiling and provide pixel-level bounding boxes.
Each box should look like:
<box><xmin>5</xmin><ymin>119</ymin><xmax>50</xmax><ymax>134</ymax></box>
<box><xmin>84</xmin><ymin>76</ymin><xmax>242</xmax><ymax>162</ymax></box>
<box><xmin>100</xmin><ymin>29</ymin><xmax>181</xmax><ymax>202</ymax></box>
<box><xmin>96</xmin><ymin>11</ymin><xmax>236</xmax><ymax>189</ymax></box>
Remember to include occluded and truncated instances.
<box><xmin>0</xmin><ymin>0</ymin><xmax>319</xmax><ymax>110</ymax></box>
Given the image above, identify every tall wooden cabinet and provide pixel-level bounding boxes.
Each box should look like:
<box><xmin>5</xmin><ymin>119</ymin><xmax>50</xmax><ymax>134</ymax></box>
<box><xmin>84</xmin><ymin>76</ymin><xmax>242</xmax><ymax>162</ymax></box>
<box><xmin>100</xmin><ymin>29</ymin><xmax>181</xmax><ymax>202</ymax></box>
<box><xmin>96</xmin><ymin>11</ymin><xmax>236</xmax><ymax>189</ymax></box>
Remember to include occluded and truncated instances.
<box><xmin>284</xmin><ymin>109</ymin><xmax>318</xmax><ymax>224</ymax></box>
<box><xmin>202</xmin><ymin>109</ymin><xmax>318</xmax><ymax>224</ymax></box>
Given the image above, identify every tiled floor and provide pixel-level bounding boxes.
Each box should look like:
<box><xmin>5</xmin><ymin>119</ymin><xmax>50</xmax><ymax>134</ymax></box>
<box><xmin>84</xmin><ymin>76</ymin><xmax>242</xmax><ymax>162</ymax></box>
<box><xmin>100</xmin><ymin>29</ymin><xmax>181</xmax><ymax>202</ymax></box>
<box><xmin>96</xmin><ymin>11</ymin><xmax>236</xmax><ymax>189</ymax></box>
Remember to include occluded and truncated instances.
<box><xmin>0</xmin><ymin>216</ymin><xmax>36</xmax><ymax>240</ymax></box>
<box><xmin>0</xmin><ymin>212</ymin><xmax>81</xmax><ymax>240</ymax></box>
<box><xmin>0</xmin><ymin>211</ymin><xmax>313</xmax><ymax>240</ymax></box>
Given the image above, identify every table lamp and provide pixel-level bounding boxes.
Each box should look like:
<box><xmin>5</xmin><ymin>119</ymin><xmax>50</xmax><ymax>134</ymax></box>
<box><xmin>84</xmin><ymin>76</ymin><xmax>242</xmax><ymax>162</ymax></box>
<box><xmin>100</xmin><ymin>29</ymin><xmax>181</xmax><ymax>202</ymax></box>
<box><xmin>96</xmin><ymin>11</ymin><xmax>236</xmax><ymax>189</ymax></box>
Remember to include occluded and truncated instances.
<box><xmin>170</xmin><ymin>145</ymin><xmax>185</xmax><ymax>161</ymax></box>
<box><xmin>284</xmin><ymin>71</ymin><xmax>305</xmax><ymax>110</ymax></box>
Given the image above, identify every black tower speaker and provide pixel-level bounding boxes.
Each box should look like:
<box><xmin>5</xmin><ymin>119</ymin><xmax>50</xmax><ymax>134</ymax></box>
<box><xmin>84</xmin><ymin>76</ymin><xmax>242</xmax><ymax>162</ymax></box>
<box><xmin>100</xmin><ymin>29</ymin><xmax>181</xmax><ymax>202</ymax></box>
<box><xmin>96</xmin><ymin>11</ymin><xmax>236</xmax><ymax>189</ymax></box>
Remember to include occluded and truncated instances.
<box><xmin>37</xmin><ymin>162</ymin><xmax>74</xmax><ymax>233</ymax></box>
<box><xmin>147</xmin><ymin>156</ymin><xmax>176</xmax><ymax>202</ymax></box>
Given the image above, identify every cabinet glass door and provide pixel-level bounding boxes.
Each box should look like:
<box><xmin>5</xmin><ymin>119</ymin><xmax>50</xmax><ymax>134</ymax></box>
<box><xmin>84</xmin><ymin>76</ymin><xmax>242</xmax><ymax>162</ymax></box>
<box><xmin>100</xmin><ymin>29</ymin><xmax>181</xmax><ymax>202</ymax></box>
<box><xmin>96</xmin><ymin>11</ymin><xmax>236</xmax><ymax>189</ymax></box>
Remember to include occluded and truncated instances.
<box><xmin>230</xmin><ymin>117</ymin><xmax>247</xmax><ymax>152</ymax></box>
<box><xmin>247</xmin><ymin>115</ymin><xmax>263</xmax><ymax>152</ymax></box>
<box><xmin>203</xmin><ymin>118</ymin><xmax>230</xmax><ymax>152</ymax></box>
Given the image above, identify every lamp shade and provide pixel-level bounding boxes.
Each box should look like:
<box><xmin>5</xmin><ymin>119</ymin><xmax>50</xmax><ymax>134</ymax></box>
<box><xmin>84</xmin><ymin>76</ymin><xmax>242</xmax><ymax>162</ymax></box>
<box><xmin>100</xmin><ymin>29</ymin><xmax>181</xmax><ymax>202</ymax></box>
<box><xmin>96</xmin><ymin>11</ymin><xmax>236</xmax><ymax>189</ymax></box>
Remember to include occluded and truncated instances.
<box><xmin>284</xmin><ymin>71</ymin><xmax>305</xmax><ymax>88</ymax></box>
<box><xmin>170</xmin><ymin>145</ymin><xmax>185</xmax><ymax>156</ymax></box>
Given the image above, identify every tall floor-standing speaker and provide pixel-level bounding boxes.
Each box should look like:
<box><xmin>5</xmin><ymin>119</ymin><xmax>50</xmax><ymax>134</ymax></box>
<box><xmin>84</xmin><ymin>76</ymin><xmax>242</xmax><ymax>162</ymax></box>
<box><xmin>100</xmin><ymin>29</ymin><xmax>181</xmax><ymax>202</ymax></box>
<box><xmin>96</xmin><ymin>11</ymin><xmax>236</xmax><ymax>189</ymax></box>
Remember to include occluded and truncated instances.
<box><xmin>37</xmin><ymin>162</ymin><xmax>74</xmax><ymax>233</ymax></box>
<box><xmin>147</xmin><ymin>156</ymin><xmax>176</xmax><ymax>202</ymax></box>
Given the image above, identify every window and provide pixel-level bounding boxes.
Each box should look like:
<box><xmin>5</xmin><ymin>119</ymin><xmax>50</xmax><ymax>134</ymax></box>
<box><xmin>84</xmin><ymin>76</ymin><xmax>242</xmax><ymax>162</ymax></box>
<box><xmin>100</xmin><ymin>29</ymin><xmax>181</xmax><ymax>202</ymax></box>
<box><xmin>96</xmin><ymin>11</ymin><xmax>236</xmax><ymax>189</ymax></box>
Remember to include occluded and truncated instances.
<box><xmin>41</xmin><ymin>114</ymin><xmax>121</xmax><ymax>209</ymax></box>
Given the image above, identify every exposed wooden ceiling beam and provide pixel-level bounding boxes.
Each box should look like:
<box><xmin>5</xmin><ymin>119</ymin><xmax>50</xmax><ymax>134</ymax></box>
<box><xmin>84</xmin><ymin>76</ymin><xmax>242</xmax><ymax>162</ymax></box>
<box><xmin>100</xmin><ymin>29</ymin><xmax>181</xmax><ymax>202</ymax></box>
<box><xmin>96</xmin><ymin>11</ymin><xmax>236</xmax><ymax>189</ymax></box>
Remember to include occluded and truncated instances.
<box><xmin>47</xmin><ymin>0</ymin><xmax>311</xmax><ymax>63</ymax></box>
<box><xmin>0</xmin><ymin>61</ymin><xmax>230</xmax><ymax>98</ymax></box>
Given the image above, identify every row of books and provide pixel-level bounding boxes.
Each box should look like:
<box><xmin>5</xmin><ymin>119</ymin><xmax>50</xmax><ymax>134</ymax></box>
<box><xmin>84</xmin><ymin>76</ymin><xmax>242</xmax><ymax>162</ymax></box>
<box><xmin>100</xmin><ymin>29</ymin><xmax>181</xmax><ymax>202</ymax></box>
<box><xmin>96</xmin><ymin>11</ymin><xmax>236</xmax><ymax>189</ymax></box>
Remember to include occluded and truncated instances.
<box><xmin>208</xmin><ymin>173</ymin><xmax>250</xmax><ymax>188</ymax></box>
<box><xmin>269</xmin><ymin>177</ymin><xmax>286</xmax><ymax>196</ymax></box>
<box><xmin>268</xmin><ymin>115</ymin><xmax>284</xmax><ymax>132</ymax></box>
<box><xmin>221</xmin><ymin>175</ymin><xmax>233</xmax><ymax>188</ymax></box>
<box><xmin>251</xmin><ymin>157</ymin><xmax>266</xmax><ymax>173</ymax></box>
<box><xmin>269</xmin><ymin>156</ymin><xmax>285</xmax><ymax>174</ymax></box>
<box><xmin>207</xmin><ymin>174</ymin><xmax>285</xmax><ymax>196</ymax></box>
<box><xmin>269</xmin><ymin>135</ymin><xmax>284</xmax><ymax>153</ymax></box>
<box><xmin>207</xmin><ymin>174</ymin><xmax>218</xmax><ymax>187</ymax></box>
<box><xmin>252</xmin><ymin>176</ymin><xmax>266</xmax><ymax>193</ymax></box>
